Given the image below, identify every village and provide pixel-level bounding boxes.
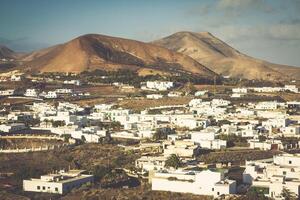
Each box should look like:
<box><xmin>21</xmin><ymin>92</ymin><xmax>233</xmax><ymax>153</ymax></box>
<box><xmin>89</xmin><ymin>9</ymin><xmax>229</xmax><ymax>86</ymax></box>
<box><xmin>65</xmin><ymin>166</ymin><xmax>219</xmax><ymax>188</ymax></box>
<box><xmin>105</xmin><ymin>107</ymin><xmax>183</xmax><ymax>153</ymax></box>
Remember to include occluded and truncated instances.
<box><xmin>0</xmin><ymin>70</ymin><xmax>300</xmax><ymax>200</ymax></box>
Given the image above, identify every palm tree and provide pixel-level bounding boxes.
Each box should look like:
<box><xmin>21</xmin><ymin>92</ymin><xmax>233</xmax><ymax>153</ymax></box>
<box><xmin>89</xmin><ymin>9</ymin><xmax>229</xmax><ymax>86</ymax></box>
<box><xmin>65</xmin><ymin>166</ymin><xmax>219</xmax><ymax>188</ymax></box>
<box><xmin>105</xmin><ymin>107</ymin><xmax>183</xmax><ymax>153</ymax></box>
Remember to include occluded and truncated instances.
<box><xmin>281</xmin><ymin>188</ymin><xmax>297</xmax><ymax>200</ymax></box>
<box><xmin>165</xmin><ymin>154</ymin><xmax>182</xmax><ymax>169</ymax></box>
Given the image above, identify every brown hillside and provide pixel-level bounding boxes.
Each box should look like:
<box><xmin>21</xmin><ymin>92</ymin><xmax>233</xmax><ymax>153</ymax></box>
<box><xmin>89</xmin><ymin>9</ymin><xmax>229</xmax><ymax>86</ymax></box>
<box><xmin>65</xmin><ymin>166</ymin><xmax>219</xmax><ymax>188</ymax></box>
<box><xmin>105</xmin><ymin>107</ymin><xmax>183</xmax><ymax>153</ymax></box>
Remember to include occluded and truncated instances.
<box><xmin>21</xmin><ymin>34</ymin><xmax>216</xmax><ymax>78</ymax></box>
<box><xmin>153</xmin><ymin>31</ymin><xmax>300</xmax><ymax>81</ymax></box>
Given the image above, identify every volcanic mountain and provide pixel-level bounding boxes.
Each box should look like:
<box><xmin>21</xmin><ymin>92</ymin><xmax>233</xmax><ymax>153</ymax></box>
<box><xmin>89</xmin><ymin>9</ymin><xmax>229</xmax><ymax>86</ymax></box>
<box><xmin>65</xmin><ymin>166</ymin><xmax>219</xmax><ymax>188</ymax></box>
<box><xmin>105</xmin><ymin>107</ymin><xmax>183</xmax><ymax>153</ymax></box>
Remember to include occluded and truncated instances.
<box><xmin>152</xmin><ymin>31</ymin><xmax>300</xmax><ymax>81</ymax></box>
<box><xmin>0</xmin><ymin>45</ymin><xmax>18</xmax><ymax>59</ymax></box>
<box><xmin>21</xmin><ymin>34</ymin><xmax>216</xmax><ymax>78</ymax></box>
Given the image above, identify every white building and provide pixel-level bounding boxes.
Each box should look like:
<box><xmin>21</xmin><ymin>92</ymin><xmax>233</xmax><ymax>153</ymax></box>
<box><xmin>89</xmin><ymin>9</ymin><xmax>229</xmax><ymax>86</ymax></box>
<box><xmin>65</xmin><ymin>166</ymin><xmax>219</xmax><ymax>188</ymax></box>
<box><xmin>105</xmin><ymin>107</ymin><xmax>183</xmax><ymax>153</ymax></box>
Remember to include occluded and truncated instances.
<box><xmin>211</xmin><ymin>99</ymin><xmax>231</xmax><ymax>107</ymax></box>
<box><xmin>232</xmin><ymin>88</ymin><xmax>247</xmax><ymax>94</ymax></box>
<box><xmin>0</xmin><ymin>89</ymin><xmax>14</xmax><ymax>96</ymax></box>
<box><xmin>248</xmin><ymin>139</ymin><xmax>283</xmax><ymax>150</ymax></box>
<box><xmin>284</xmin><ymin>85</ymin><xmax>298</xmax><ymax>93</ymax></box>
<box><xmin>23</xmin><ymin>170</ymin><xmax>93</xmax><ymax>194</ymax></box>
<box><xmin>255</xmin><ymin>101</ymin><xmax>278</xmax><ymax>110</ymax></box>
<box><xmin>0</xmin><ymin>123</ymin><xmax>27</xmax><ymax>133</ymax></box>
<box><xmin>44</xmin><ymin>91</ymin><xmax>58</xmax><ymax>99</ymax></box>
<box><xmin>10</xmin><ymin>74</ymin><xmax>22</xmax><ymax>81</ymax></box>
<box><xmin>24</xmin><ymin>89</ymin><xmax>39</xmax><ymax>97</ymax></box>
<box><xmin>152</xmin><ymin>169</ymin><xmax>236</xmax><ymax>197</ymax></box>
<box><xmin>143</xmin><ymin>81</ymin><xmax>174</xmax><ymax>91</ymax></box>
<box><xmin>191</xmin><ymin>131</ymin><xmax>226</xmax><ymax>150</ymax></box>
<box><xmin>243</xmin><ymin>154</ymin><xmax>300</xmax><ymax>199</ymax></box>
<box><xmin>194</xmin><ymin>90</ymin><xmax>208</xmax><ymax>96</ymax></box>
<box><xmin>262</xmin><ymin>118</ymin><xmax>289</xmax><ymax>131</ymax></box>
<box><xmin>135</xmin><ymin>156</ymin><xmax>167</xmax><ymax>172</ymax></box>
<box><xmin>55</xmin><ymin>88</ymin><xmax>73</xmax><ymax>94</ymax></box>
<box><xmin>146</xmin><ymin>94</ymin><xmax>163</xmax><ymax>99</ymax></box>
<box><xmin>281</xmin><ymin>125</ymin><xmax>300</xmax><ymax>136</ymax></box>
<box><xmin>63</xmin><ymin>80</ymin><xmax>81</xmax><ymax>86</ymax></box>
<box><xmin>163</xmin><ymin>140</ymin><xmax>199</xmax><ymax>158</ymax></box>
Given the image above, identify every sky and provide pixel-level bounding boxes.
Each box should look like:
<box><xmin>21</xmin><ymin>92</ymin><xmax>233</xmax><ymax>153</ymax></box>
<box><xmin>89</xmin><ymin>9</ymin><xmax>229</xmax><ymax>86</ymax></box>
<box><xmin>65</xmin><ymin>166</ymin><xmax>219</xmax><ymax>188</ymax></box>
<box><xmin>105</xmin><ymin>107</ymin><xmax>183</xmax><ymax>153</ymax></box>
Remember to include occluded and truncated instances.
<box><xmin>1</xmin><ymin>0</ymin><xmax>300</xmax><ymax>66</ymax></box>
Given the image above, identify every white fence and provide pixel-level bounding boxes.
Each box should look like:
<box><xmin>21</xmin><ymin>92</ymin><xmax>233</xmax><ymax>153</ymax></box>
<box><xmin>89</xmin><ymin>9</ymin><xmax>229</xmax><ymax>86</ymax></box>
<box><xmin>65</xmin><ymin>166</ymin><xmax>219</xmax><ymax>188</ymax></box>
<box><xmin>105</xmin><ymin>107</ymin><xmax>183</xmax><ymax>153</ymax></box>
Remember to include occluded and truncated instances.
<box><xmin>0</xmin><ymin>144</ymin><xmax>65</xmax><ymax>153</ymax></box>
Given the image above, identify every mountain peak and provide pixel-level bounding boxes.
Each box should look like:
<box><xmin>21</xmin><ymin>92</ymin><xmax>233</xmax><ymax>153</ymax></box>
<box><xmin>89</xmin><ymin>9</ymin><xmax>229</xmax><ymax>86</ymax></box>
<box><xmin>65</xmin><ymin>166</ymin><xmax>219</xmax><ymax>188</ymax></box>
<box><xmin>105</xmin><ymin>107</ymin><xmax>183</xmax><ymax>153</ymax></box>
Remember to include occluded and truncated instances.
<box><xmin>0</xmin><ymin>45</ymin><xmax>16</xmax><ymax>59</ymax></box>
<box><xmin>153</xmin><ymin>31</ymin><xmax>300</xmax><ymax>81</ymax></box>
<box><xmin>21</xmin><ymin>33</ymin><xmax>216</xmax><ymax>78</ymax></box>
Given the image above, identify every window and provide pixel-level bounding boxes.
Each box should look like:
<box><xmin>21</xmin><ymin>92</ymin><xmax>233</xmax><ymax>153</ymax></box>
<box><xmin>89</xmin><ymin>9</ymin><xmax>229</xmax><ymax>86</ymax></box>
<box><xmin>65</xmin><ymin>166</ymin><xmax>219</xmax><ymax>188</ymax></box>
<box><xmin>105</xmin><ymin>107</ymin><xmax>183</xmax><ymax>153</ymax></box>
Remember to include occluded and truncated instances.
<box><xmin>37</xmin><ymin>186</ymin><xmax>40</xmax><ymax>190</ymax></box>
<box><xmin>48</xmin><ymin>187</ymin><xmax>50</xmax><ymax>189</ymax></box>
<box><xmin>217</xmin><ymin>192</ymin><xmax>220</xmax><ymax>195</ymax></box>
<box><xmin>283</xmin><ymin>171</ymin><xmax>287</xmax><ymax>175</ymax></box>
<box><xmin>212</xmin><ymin>188</ymin><xmax>214</xmax><ymax>191</ymax></box>
<box><xmin>42</xmin><ymin>186</ymin><xmax>46</xmax><ymax>190</ymax></box>
<box><xmin>289</xmin><ymin>160</ymin><xmax>292</xmax><ymax>164</ymax></box>
<box><xmin>55</xmin><ymin>187</ymin><xmax>58</xmax><ymax>192</ymax></box>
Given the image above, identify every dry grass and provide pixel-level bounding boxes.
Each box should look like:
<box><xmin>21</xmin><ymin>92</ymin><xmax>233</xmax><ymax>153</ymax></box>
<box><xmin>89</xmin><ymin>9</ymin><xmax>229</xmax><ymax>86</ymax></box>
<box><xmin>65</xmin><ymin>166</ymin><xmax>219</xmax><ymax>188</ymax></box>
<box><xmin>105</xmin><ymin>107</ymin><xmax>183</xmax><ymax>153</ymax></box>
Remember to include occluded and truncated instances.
<box><xmin>137</xmin><ymin>68</ymin><xmax>171</xmax><ymax>76</ymax></box>
<box><xmin>71</xmin><ymin>97</ymin><xmax>117</xmax><ymax>106</ymax></box>
<box><xmin>62</xmin><ymin>184</ymin><xmax>213</xmax><ymax>200</ymax></box>
<box><xmin>198</xmin><ymin>149</ymin><xmax>280</xmax><ymax>165</ymax></box>
<box><xmin>0</xmin><ymin>97</ymin><xmax>37</xmax><ymax>106</ymax></box>
<box><xmin>194</xmin><ymin>84</ymin><xmax>234</xmax><ymax>93</ymax></box>
<box><xmin>118</xmin><ymin>97</ymin><xmax>192</xmax><ymax>111</ymax></box>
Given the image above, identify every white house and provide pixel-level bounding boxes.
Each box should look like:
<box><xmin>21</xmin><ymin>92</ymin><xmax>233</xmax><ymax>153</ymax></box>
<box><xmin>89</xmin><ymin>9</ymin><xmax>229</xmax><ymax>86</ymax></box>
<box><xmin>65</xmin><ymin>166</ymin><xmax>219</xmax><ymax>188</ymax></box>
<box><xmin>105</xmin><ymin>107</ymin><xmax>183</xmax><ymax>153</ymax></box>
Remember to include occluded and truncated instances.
<box><xmin>10</xmin><ymin>74</ymin><xmax>22</xmax><ymax>81</ymax></box>
<box><xmin>281</xmin><ymin>125</ymin><xmax>300</xmax><ymax>136</ymax></box>
<box><xmin>284</xmin><ymin>85</ymin><xmax>298</xmax><ymax>93</ymax></box>
<box><xmin>135</xmin><ymin>156</ymin><xmax>167</xmax><ymax>172</ymax></box>
<box><xmin>143</xmin><ymin>81</ymin><xmax>174</xmax><ymax>91</ymax></box>
<box><xmin>152</xmin><ymin>169</ymin><xmax>236</xmax><ymax>197</ymax></box>
<box><xmin>23</xmin><ymin>170</ymin><xmax>93</xmax><ymax>194</ymax></box>
<box><xmin>55</xmin><ymin>88</ymin><xmax>73</xmax><ymax>94</ymax></box>
<box><xmin>248</xmin><ymin>139</ymin><xmax>283</xmax><ymax>150</ymax></box>
<box><xmin>146</xmin><ymin>94</ymin><xmax>163</xmax><ymax>99</ymax></box>
<box><xmin>243</xmin><ymin>154</ymin><xmax>300</xmax><ymax>199</ymax></box>
<box><xmin>24</xmin><ymin>89</ymin><xmax>39</xmax><ymax>97</ymax></box>
<box><xmin>232</xmin><ymin>88</ymin><xmax>247</xmax><ymax>94</ymax></box>
<box><xmin>163</xmin><ymin>140</ymin><xmax>199</xmax><ymax>158</ymax></box>
<box><xmin>255</xmin><ymin>101</ymin><xmax>278</xmax><ymax>110</ymax></box>
<box><xmin>63</xmin><ymin>80</ymin><xmax>81</xmax><ymax>86</ymax></box>
<box><xmin>43</xmin><ymin>91</ymin><xmax>58</xmax><ymax>99</ymax></box>
<box><xmin>0</xmin><ymin>89</ymin><xmax>14</xmax><ymax>96</ymax></box>
<box><xmin>191</xmin><ymin>131</ymin><xmax>226</xmax><ymax>150</ymax></box>
<box><xmin>194</xmin><ymin>90</ymin><xmax>208</xmax><ymax>96</ymax></box>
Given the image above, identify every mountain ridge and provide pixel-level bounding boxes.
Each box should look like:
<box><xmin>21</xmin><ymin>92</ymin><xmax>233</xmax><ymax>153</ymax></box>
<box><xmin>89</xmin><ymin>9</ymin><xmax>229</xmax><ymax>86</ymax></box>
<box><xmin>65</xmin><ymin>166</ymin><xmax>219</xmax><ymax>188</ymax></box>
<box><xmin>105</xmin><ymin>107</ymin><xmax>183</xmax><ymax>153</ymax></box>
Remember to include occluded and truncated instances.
<box><xmin>21</xmin><ymin>33</ymin><xmax>217</xmax><ymax>79</ymax></box>
<box><xmin>152</xmin><ymin>31</ymin><xmax>300</xmax><ymax>81</ymax></box>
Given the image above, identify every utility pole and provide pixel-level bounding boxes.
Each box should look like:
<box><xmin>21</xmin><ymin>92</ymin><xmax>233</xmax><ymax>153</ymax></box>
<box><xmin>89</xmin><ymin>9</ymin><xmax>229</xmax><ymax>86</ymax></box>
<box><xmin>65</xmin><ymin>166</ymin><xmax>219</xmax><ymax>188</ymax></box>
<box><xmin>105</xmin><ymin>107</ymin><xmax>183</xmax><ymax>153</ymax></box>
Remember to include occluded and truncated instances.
<box><xmin>213</xmin><ymin>75</ymin><xmax>217</xmax><ymax>96</ymax></box>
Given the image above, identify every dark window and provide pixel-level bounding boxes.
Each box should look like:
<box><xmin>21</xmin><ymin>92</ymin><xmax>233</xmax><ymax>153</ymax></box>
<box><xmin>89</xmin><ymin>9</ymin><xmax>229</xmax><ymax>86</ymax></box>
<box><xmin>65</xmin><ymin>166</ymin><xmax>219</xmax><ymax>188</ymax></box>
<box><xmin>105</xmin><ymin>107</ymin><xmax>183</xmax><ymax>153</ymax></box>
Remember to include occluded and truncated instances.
<box><xmin>55</xmin><ymin>187</ymin><xmax>58</xmax><ymax>192</ymax></box>
<box><xmin>212</xmin><ymin>188</ymin><xmax>214</xmax><ymax>191</ymax></box>
<box><xmin>37</xmin><ymin>186</ymin><xmax>40</xmax><ymax>190</ymax></box>
<box><xmin>283</xmin><ymin>171</ymin><xmax>287</xmax><ymax>175</ymax></box>
<box><xmin>289</xmin><ymin>161</ymin><xmax>292</xmax><ymax>164</ymax></box>
<box><xmin>42</xmin><ymin>186</ymin><xmax>46</xmax><ymax>190</ymax></box>
<box><xmin>217</xmin><ymin>192</ymin><xmax>220</xmax><ymax>195</ymax></box>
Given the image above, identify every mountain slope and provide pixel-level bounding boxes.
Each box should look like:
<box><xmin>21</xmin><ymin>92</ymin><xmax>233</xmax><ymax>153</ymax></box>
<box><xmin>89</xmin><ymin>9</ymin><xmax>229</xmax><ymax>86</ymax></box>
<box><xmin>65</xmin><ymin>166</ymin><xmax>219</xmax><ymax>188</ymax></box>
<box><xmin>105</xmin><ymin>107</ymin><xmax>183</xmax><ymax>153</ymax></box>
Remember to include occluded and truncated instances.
<box><xmin>152</xmin><ymin>31</ymin><xmax>300</xmax><ymax>81</ymax></box>
<box><xmin>21</xmin><ymin>34</ymin><xmax>216</xmax><ymax>78</ymax></box>
<box><xmin>0</xmin><ymin>45</ymin><xmax>17</xmax><ymax>59</ymax></box>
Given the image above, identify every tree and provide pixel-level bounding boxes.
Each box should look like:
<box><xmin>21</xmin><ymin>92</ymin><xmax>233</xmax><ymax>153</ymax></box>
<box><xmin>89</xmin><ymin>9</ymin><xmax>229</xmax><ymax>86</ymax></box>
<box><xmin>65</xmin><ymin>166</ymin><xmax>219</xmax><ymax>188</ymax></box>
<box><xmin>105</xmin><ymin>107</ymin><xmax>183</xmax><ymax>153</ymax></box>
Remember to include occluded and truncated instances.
<box><xmin>52</xmin><ymin>120</ymin><xmax>66</xmax><ymax>127</ymax></box>
<box><xmin>81</xmin><ymin>135</ymin><xmax>86</xmax><ymax>143</ymax></box>
<box><xmin>281</xmin><ymin>188</ymin><xmax>297</xmax><ymax>200</ymax></box>
<box><xmin>92</xmin><ymin>165</ymin><xmax>111</xmax><ymax>181</ymax></box>
<box><xmin>61</xmin><ymin>134</ymin><xmax>72</xmax><ymax>142</ymax></box>
<box><xmin>153</xmin><ymin>127</ymin><xmax>175</xmax><ymax>141</ymax></box>
<box><xmin>245</xmin><ymin>187</ymin><xmax>268</xmax><ymax>200</ymax></box>
<box><xmin>165</xmin><ymin>154</ymin><xmax>182</xmax><ymax>169</ymax></box>
<box><xmin>258</xmin><ymin>135</ymin><xmax>267</xmax><ymax>142</ymax></box>
<box><xmin>109</xmin><ymin>121</ymin><xmax>122</xmax><ymax>131</ymax></box>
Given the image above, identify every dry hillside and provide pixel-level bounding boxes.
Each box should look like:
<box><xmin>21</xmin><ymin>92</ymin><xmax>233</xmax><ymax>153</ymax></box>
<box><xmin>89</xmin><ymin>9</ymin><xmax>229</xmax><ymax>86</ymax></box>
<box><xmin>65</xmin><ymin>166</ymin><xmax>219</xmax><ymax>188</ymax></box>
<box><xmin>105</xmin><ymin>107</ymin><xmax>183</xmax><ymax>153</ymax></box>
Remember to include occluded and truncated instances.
<box><xmin>153</xmin><ymin>31</ymin><xmax>300</xmax><ymax>81</ymax></box>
